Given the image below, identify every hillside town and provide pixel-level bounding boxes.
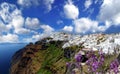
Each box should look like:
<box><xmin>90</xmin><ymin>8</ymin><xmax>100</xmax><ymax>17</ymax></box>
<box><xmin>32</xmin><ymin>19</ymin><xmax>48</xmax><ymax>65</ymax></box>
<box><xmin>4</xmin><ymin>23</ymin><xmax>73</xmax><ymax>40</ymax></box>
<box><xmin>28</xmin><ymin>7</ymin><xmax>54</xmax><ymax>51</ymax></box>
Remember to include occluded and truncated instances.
<box><xmin>49</xmin><ymin>32</ymin><xmax>120</xmax><ymax>55</ymax></box>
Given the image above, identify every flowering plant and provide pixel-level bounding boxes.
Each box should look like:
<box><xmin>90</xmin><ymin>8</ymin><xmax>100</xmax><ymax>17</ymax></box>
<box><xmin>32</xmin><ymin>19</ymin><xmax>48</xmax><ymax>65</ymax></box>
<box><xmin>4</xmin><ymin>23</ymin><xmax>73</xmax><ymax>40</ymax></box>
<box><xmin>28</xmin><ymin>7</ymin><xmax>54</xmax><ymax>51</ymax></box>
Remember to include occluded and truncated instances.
<box><xmin>66</xmin><ymin>50</ymin><xmax>119</xmax><ymax>74</ymax></box>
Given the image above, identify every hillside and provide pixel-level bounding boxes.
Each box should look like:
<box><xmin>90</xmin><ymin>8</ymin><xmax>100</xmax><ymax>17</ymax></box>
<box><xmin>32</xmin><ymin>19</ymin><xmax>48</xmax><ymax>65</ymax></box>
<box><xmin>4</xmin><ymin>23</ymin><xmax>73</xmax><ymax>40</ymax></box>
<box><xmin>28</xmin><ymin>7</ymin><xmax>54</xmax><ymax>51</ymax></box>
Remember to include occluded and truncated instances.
<box><xmin>10</xmin><ymin>32</ymin><xmax>120</xmax><ymax>74</ymax></box>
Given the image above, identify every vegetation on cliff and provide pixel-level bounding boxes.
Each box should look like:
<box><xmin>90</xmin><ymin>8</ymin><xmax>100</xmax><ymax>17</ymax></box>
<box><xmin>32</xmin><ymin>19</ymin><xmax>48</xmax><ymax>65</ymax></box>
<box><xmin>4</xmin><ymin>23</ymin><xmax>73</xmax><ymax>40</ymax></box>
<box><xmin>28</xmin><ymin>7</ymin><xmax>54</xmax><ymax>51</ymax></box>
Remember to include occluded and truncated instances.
<box><xmin>10</xmin><ymin>38</ymin><xmax>75</xmax><ymax>74</ymax></box>
<box><xmin>10</xmin><ymin>36</ymin><xmax>120</xmax><ymax>74</ymax></box>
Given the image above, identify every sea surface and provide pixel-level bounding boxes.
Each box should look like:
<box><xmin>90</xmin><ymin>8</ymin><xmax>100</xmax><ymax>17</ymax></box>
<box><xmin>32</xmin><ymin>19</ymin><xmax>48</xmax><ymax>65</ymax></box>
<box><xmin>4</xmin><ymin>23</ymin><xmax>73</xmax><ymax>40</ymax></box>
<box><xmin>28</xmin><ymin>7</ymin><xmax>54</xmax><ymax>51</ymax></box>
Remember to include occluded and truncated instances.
<box><xmin>0</xmin><ymin>43</ymin><xmax>27</xmax><ymax>74</ymax></box>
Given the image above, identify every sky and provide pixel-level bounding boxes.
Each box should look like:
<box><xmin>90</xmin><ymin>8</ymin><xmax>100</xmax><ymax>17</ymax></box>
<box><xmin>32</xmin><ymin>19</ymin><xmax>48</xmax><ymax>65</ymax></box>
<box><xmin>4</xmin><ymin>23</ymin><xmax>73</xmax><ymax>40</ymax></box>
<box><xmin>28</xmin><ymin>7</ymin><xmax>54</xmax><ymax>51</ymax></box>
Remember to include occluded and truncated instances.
<box><xmin>0</xmin><ymin>0</ymin><xmax>120</xmax><ymax>43</ymax></box>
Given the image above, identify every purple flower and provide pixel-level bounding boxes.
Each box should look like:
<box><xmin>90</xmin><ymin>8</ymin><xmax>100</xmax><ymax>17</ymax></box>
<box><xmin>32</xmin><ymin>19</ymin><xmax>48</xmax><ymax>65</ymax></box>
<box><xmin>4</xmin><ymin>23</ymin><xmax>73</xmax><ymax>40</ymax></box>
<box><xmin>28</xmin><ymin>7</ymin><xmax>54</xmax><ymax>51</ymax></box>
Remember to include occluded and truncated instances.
<box><xmin>99</xmin><ymin>53</ymin><xmax>105</xmax><ymax>65</ymax></box>
<box><xmin>86</xmin><ymin>51</ymin><xmax>94</xmax><ymax>58</ymax></box>
<box><xmin>66</xmin><ymin>62</ymin><xmax>71</xmax><ymax>68</ymax></box>
<box><xmin>75</xmin><ymin>62</ymin><xmax>81</xmax><ymax>68</ymax></box>
<box><xmin>74</xmin><ymin>53</ymin><xmax>82</xmax><ymax>62</ymax></box>
<box><xmin>85</xmin><ymin>51</ymin><xmax>105</xmax><ymax>73</ymax></box>
<box><xmin>86</xmin><ymin>54</ymin><xmax>99</xmax><ymax>72</ymax></box>
<box><xmin>92</xmin><ymin>61</ymin><xmax>99</xmax><ymax>72</ymax></box>
<box><xmin>99</xmin><ymin>50</ymin><xmax>103</xmax><ymax>55</ymax></box>
<box><xmin>72</xmin><ymin>70</ymin><xmax>75</xmax><ymax>74</ymax></box>
<box><xmin>86</xmin><ymin>59</ymin><xmax>91</xmax><ymax>65</ymax></box>
<box><xmin>110</xmin><ymin>59</ymin><xmax>119</xmax><ymax>74</ymax></box>
<box><xmin>100</xmin><ymin>56</ymin><xmax>104</xmax><ymax>62</ymax></box>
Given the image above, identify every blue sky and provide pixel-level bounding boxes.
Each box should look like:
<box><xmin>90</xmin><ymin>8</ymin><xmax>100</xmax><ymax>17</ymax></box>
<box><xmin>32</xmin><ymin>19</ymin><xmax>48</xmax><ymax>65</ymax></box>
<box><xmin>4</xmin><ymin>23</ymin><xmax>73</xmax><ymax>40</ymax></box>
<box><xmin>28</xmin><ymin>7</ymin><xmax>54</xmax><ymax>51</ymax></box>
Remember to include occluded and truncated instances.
<box><xmin>0</xmin><ymin>0</ymin><xmax>120</xmax><ymax>43</ymax></box>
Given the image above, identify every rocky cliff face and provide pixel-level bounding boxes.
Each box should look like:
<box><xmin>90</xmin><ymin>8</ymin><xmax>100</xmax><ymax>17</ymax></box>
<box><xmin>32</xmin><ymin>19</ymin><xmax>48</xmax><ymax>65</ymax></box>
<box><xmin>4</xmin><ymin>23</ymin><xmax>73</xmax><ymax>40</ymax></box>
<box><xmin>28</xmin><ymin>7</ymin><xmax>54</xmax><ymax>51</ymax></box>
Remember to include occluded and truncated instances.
<box><xmin>10</xmin><ymin>43</ymin><xmax>43</xmax><ymax>74</ymax></box>
<box><xmin>10</xmin><ymin>32</ymin><xmax>120</xmax><ymax>74</ymax></box>
<box><xmin>10</xmin><ymin>38</ymin><xmax>68</xmax><ymax>74</ymax></box>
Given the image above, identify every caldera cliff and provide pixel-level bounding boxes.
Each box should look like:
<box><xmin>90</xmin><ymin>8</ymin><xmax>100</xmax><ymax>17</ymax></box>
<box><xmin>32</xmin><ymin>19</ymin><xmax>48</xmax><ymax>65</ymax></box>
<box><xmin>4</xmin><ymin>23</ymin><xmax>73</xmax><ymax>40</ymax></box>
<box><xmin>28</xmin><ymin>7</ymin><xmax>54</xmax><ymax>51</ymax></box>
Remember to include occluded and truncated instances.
<box><xmin>10</xmin><ymin>32</ymin><xmax>120</xmax><ymax>74</ymax></box>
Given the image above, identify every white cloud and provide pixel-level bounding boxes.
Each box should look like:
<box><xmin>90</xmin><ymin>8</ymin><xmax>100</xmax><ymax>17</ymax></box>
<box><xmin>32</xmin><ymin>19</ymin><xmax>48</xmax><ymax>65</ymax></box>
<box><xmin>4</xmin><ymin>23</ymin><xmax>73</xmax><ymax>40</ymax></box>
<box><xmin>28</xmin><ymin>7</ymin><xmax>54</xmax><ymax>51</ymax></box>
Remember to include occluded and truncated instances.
<box><xmin>43</xmin><ymin>0</ymin><xmax>55</xmax><ymax>12</ymax></box>
<box><xmin>73</xmin><ymin>17</ymin><xmax>113</xmax><ymax>33</ymax></box>
<box><xmin>12</xmin><ymin>16</ymin><xmax>24</xmax><ymax>29</ymax></box>
<box><xmin>57</xmin><ymin>20</ymin><xmax>63</xmax><ymax>25</ymax></box>
<box><xmin>23</xmin><ymin>25</ymin><xmax>54</xmax><ymax>43</ymax></box>
<box><xmin>0</xmin><ymin>34</ymin><xmax>19</xmax><ymax>43</ymax></box>
<box><xmin>73</xmin><ymin>18</ymin><xmax>99</xmax><ymax>33</ymax></box>
<box><xmin>14</xmin><ymin>28</ymin><xmax>30</xmax><ymax>34</ymax></box>
<box><xmin>98</xmin><ymin>0</ymin><xmax>120</xmax><ymax>26</ymax></box>
<box><xmin>25</xmin><ymin>17</ymin><xmax>40</xmax><ymax>30</ymax></box>
<box><xmin>94</xmin><ymin>0</ymin><xmax>98</xmax><ymax>4</ymax></box>
<box><xmin>41</xmin><ymin>25</ymin><xmax>54</xmax><ymax>33</ymax></box>
<box><xmin>94</xmin><ymin>0</ymin><xmax>103</xmax><ymax>4</ymax></box>
<box><xmin>0</xmin><ymin>2</ymin><xmax>41</xmax><ymax>35</ymax></box>
<box><xmin>22</xmin><ymin>34</ymin><xmax>41</xmax><ymax>43</ymax></box>
<box><xmin>97</xmin><ymin>21</ymin><xmax>111</xmax><ymax>32</ymax></box>
<box><xmin>10</xmin><ymin>14</ymin><xmax>31</xmax><ymax>34</ymax></box>
<box><xmin>63</xmin><ymin>25</ymin><xmax>73</xmax><ymax>32</ymax></box>
<box><xmin>0</xmin><ymin>2</ymin><xmax>19</xmax><ymax>23</ymax></box>
<box><xmin>17</xmin><ymin>0</ymin><xmax>54</xmax><ymax>12</ymax></box>
<box><xmin>112</xmin><ymin>13</ymin><xmax>120</xmax><ymax>25</ymax></box>
<box><xmin>17</xmin><ymin>0</ymin><xmax>40</xmax><ymax>7</ymax></box>
<box><xmin>63</xmin><ymin>0</ymin><xmax>79</xmax><ymax>19</ymax></box>
<box><xmin>0</xmin><ymin>21</ymin><xmax>10</xmax><ymax>33</ymax></box>
<box><xmin>0</xmin><ymin>2</ymin><xmax>56</xmax><ymax>43</ymax></box>
<box><xmin>0</xmin><ymin>2</ymin><xmax>23</xmax><ymax>33</ymax></box>
<box><xmin>23</xmin><ymin>33</ymin><xmax>50</xmax><ymax>43</ymax></box>
<box><xmin>84</xmin><ymin>0</ymin><xmax>92</xmax><ymax>10</ymax></box>
<box><xmin>32</xmin><ymin>33</ymin><xmax>50</xmax><ymax>40</ymax></box>
<box><xmin>32</xmin><ymin>34</ymin><xmax>41</xmax><ymax>40</ymax></box>
<box><xmin>0</xmin><ymin>2</ymin><xmax>30</xmax><ymax>34</ymax></box>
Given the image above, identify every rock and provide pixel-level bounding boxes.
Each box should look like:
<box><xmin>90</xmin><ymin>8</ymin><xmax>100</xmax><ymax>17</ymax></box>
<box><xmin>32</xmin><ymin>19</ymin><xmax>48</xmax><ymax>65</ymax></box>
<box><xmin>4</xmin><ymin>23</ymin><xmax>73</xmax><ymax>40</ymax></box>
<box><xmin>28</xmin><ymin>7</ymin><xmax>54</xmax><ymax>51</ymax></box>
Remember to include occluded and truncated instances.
<box><xmin>10</xmin><ymin>38</ymin><xmax>65</xmax><ymax>74</ymax></box>
<box><xmin>66</xmin><ymin>63</ymin><xmax>81</xmax><ymax>74</ymax></box>
<box><xmin>64</xmin><ymin>48</ymin><xmax>74</xmax><ymax>58</ymax></box>
<box><xmin>81</xmin><ymin>55</ymin><xmax>88</xmax><ymax>63</ymax></box>
<box><xmin>117</xmin><ymin>54</ymin><xmax>120</xmax><ymax>64</ymax></box>
<box><xmin>10</xmin><ymin>44</ymin><xmax>42</xmax><ymax>74</ymax></box>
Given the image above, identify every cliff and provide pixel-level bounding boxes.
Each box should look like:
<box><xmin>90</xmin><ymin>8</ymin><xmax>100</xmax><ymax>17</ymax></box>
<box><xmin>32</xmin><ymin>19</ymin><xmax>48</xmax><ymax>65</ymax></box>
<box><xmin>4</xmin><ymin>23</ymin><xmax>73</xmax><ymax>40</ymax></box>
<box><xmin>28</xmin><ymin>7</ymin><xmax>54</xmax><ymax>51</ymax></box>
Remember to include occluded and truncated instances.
<box><xmin>10</xmin><ymin>38</ymin><xmax>69</xmax><ymax>74</ymax></box>
<box><xmin>10</xmin><ymin>32</ymin><xmax>120</xmax><ymax>74</ymax></box>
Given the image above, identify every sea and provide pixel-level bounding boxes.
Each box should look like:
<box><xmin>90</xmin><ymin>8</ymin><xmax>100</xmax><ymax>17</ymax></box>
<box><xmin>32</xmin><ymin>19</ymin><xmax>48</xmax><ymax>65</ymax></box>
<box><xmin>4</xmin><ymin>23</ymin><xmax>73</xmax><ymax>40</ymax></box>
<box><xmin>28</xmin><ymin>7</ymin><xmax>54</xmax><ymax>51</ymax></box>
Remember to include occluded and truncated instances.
<box><xmin>0</xmin><ymin>43</ymin><xmax>27</xmax><ymax>74</ymax></box>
